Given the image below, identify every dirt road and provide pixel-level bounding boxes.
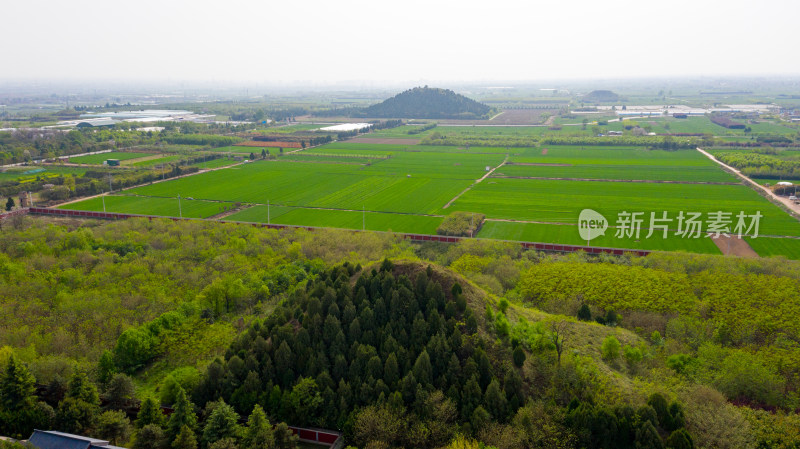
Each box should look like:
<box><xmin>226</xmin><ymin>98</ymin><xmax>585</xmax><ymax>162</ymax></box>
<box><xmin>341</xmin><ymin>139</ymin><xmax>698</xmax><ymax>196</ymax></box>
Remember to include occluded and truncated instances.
<box><xmin>711</xmin><ymin>234</ymin><xmax>759</xmax><ymax>257</ymax></box>
<box><xmin>696</xmin><ymin>147</ymin><xmax>800</xmax><ymax>218</ymax></box>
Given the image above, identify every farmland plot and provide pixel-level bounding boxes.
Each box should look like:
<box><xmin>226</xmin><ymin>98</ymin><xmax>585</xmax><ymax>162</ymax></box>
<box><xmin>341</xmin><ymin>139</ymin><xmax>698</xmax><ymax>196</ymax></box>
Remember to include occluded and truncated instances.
<box><xmin>228</xmin><ymin>205</ymin><xmax>442</xmax><ymax>234</ymax></box>
<box><xmin>446</xmin><ymin>178</ymin><xmax>800</xmax><ymax>237</ymax></box>
<box><xmin>58</xmin><ymin>195</ymin><xmax>223</xmax><ymax>218</ymax></box>
<box><xmin>61</xmin><ymin>144</ymin><xmax>800</xmax><ymax>255</ymax></box>
<box><xmin>69</xmin><ymin>152</ymin><xmax>153</xmax><ymax>164</ymax></box>
<box><xmin>498</xmin><ymin>147</ymin><xmax>737</xmax><ymax>182</ymax></box>
<box><xmin>478</xmin><ymin>220</ymin><xmax>721</xmax><ymax>254</ymax></box>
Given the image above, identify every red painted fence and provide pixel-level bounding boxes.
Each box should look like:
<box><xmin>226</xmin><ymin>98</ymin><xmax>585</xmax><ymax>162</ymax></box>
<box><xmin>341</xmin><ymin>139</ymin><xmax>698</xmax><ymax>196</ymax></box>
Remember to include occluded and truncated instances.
<box><xmin>27</xmin><ymin>207</ymin><xmax>651</xmax><ymax>257</ymax></box>
<box><xmin>289</xmin><ymin>426</ymin><xmax>342</xmax><ymax>447</ymax></box>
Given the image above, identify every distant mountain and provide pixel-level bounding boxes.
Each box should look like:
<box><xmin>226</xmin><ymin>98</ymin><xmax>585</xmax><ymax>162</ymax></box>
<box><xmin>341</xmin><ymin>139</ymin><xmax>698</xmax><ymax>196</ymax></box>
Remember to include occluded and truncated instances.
<box><xmin>582</xmin><ymin>90</ymin><xmax>621</xmax><ymax>103</ymax></box>
<box><xmin>362</xmin><ymin>86</ymin><xmax>491</xmax><ymax>119</ymax></box>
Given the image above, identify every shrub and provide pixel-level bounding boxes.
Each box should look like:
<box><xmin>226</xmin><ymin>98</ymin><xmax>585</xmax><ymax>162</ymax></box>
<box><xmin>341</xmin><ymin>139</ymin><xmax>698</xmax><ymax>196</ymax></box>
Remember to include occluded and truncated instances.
<box><xmin>601</xmin><ymin>336</ymin><xmax>621</xmax><ymax>361</ymax></box>
<box><xmin>436</xmin><ymin>212</ymin><xmax>486</xmax><ymax>237</ymax></box>
<box><xmin>577</xmin><ymin>304</ymin><xmax>592</xmax><ymax>321</ymax></box>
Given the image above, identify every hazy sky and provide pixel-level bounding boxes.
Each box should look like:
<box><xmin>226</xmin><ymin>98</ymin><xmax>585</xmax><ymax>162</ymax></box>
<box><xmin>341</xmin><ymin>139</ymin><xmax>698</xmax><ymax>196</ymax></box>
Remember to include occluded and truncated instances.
<box><xmin>4</xmin><ymin>0</ymin><xmax>798</xmax><ymax>84</ymax></box>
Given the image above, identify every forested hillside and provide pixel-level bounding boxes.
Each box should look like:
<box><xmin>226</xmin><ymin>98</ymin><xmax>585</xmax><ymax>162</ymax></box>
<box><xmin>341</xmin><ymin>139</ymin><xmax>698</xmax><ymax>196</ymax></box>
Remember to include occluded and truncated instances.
<box><xmin>0</xmin><ymin>216</ymin><xmax>799</xmax><ymax>448</ymax></box>
<box><xmin>362</xmin><ymin>87</ymin><xmax>491</xmax><ymax>119</ymax></box>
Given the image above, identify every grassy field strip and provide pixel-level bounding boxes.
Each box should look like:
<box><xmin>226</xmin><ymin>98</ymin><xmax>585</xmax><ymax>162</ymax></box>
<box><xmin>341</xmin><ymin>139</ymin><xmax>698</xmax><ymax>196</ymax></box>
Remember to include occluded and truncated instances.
<box><xmin>69</xmin><ymin>151</ymin><xmax>154</xmax><ymax>164</ymax></box>
<box><xmin>128</xmin><ymin>155</ymin><xmax>183</xmax><ymax>167</ymax></box>
<box><xmin>746</xmin><ymin>236</ymin><xmax>800</xmax><ymax>259</ymax></box>
<box><xmin>316</xmin><ymin>142</ymin><xmax>520</xmax><ymax>154</ymax></box>
<box><xmin>478</xmin><ymin>220</ymin><xmax>722</xmax><ymax>254</ymax></box>
<box><xmin>446</xmin><ymin>178</ymin><xmax>800</xmax><ymax>237</ymax></box>
<box><xmin>56</xmin><ymin>194</ymin><xmax>224</xmax><ymax>218</ymax></box>
<box><xmin>121</xmin><ymin>163</ymin><xmax>471</xmax><ymax>215</ymax></box>
<box><xmin>366</xmin><ymin>124</ymin><xmax>438</xmax><ymax>138</ymax></box>
<box><xmin>0</xmin><ymin>165</ymin><xmax>89</xmax><ymax>182</ymax></box>
<box><xmin>191</xmin><ymin>158</ymin><xmax>240</xmax><ymax>169</ymax></box>
<box><xmin>226</xmin><ymin>205</ymin><xmax>443</xmax><ymax>234</ymax></box>
<box><xmin>502</xmin><ymin>146</ymin><xmax>738</xmax><ymax>183</ymax></box>
<box><xmin>123</xmin><ymin>153</ymin><xmax>503</xmax><ymax>214</ymax></box>
<box><xmin>120</xmin><ymin>153</ymin><xmax>167</xmax><ymax>166</ymax></box>
<box><xmin>493</xmin><ymin>170</ymin><xmax>739</xmax><ymax>184</ymax></box>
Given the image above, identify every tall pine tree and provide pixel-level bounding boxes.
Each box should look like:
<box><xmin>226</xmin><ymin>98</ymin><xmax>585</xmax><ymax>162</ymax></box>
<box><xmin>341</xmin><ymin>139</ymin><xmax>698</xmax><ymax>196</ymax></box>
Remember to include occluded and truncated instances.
<box><xmin>167</xmin><ymin>387</ymin><xmax>197</xmax><ymax>443</ymax></box>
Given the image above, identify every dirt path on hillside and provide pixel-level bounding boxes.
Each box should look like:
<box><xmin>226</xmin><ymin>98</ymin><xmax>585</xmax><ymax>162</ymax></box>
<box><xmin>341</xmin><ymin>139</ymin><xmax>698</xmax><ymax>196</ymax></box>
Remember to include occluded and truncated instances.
<box><xmin>697</xmin><ymin>147</ymin><xmax>800</xmax><ymax>218</ymax></box>
<box><xmin>443</xmin><ymin>155</ymin><xmax>509</xmax><ymax>209</ymax></box>
<box><xmin>711</xmin><ymin>235</ymin><xmax>759</xmax><ymax>257</ymax></box>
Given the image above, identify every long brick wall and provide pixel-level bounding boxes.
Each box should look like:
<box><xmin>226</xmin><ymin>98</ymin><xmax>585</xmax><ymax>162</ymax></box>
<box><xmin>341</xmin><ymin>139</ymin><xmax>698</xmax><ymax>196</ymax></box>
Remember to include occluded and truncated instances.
<box><xmin>27</xmin><ymin>207</ymin><xmax>651</xmax><ymax>257</ymax></box>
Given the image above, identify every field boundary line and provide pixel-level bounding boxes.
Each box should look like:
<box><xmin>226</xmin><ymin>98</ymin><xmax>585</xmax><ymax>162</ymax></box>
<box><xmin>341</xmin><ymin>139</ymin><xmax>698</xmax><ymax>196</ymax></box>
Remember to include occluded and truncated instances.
<box><xmin>442</xmin><ymin>155</ymin><xmax>509</xmax><ymax>209</ymax></box>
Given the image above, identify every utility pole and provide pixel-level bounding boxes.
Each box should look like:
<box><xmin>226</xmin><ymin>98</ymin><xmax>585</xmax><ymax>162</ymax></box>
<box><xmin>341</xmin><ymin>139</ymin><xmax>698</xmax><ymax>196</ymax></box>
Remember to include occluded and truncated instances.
<box><xmin>267</xmin><ymin>199</ymin><xmax>270</xmax><ymax>224</ymax></box>
<box><xmin>362</xmin><ymin>204</ymin><xmax>365</xmax><ymax>231</ymax></box>
<box><xmin>108</xmin><ymin>174</ymin><xmax>112</xmax><ymax>193</ymax></box>
<box><xmin>178</xmin><ymin>194</ymin><xmax>182</xmax><ymax>218</ymax></box>
<box><xmin>102</xmin><ymin>195</ymin><xmax>106</xmax><ymax>213</ymax></box>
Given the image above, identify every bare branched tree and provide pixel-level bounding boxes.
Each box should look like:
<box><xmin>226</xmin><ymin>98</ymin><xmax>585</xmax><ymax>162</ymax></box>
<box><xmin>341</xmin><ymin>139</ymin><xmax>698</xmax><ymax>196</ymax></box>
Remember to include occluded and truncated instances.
<box><xmin>549</xmin><ymin>320</ymin><xmax>569</xmax><ymax>366</ymax></box>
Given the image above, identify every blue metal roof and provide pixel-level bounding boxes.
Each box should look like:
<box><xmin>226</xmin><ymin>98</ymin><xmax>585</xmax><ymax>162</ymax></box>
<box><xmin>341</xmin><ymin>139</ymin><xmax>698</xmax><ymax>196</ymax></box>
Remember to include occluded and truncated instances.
<box><xmin>28</xmin><ymin>430</ymin><xmax>109</xmax><ymax>449</ymax></box>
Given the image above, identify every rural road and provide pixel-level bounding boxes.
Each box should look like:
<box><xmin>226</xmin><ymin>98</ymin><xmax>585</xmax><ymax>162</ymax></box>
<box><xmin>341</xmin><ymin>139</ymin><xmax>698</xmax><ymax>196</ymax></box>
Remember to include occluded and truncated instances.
<box><xmin>696</xmin><ymin>147</ymin><xmax>800</xmax><ymax>218</ymax></box>
<box><xmin>443</xmin><ymin>155</ymin><xmax>508</xmax><ymax>209</ymax></box>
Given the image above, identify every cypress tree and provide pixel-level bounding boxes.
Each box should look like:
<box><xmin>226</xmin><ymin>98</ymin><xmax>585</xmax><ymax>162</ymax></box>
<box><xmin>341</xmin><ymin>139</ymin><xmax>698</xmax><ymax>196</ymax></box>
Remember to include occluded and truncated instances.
<box><xmin>136</xmin><ymin>397</ymin><xmax>164</xmax><ymax>428</ymax></box>
<box><xmin>132</xmin><ymin>424</ymin><xmax>166</xmax><ymax>449</ymax></box>
<box><xmin>243</xmin><ymin>404</ymin><xmax>274</xmax><ymax>449</ymax></box>
<box><xmin>635</xmin><ymin>420</ymin><xmax>664</xmax><ymax>449</ymax></box>
<box><xmin>167</xmin><ymin>387</ymin><xmax>197</xmax><ymax>443</ymax></box>
<box><xmin>0</xmin><ymin>355</ymin><xmax>36</xmax><ymax>411</ymax></box>
<box><xmin>665</xmin><ymin>428</ymin><xmax>694</xmax><ymax>449</ymax></box>
<box><xmin>647</xmin><ymin>393</ymin><xmax>670</xmax><ymax>429</ymax></box>
<box><xmin>97</xmin><ymin>350</ymin><xmax>117</xmax><ymax>386</ymax></box>
<box><xmin>172</xmin><ymin>425</ymin><xmax>198</xmax><ymax>449</ymax></box>
<box><xmin>412</xmin><ymin>350</ymin><xmax>432</xmax><ymax>386</ymax></box>
<box><xmin>202</xmin><ymin>399</ymin><xmax>240</xmax><ymax>447</ymax></box>
<box><xmin>483</xmin><ymin>379</ymin><xmax>507</xmax><ymax>421</ymax></box>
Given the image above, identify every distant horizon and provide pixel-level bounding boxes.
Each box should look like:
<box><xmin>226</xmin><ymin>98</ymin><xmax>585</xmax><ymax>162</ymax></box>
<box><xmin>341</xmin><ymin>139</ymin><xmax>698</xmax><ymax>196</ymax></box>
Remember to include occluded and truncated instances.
<box><xmin>4</xmin><ymin>0</ymin><xmax>800</xmax><ymax>86</ymax></box>
<box><xmin>2</xmin><ymin>74</ymin><xmax>800</xmax><ymax>97</ymax></box>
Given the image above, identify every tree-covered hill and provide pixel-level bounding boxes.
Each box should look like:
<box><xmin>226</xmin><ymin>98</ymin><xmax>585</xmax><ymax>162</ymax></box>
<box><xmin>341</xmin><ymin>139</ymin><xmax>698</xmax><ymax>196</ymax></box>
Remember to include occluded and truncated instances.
<box><xmin>362</xmin><ymin>87</ymin><xmax>491</xmax><ymax>119</ymax></box>
<box><xmin>1</xmin><ymin>216</ymin><xmax>800</xmax><ymax>448</ymax></box>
